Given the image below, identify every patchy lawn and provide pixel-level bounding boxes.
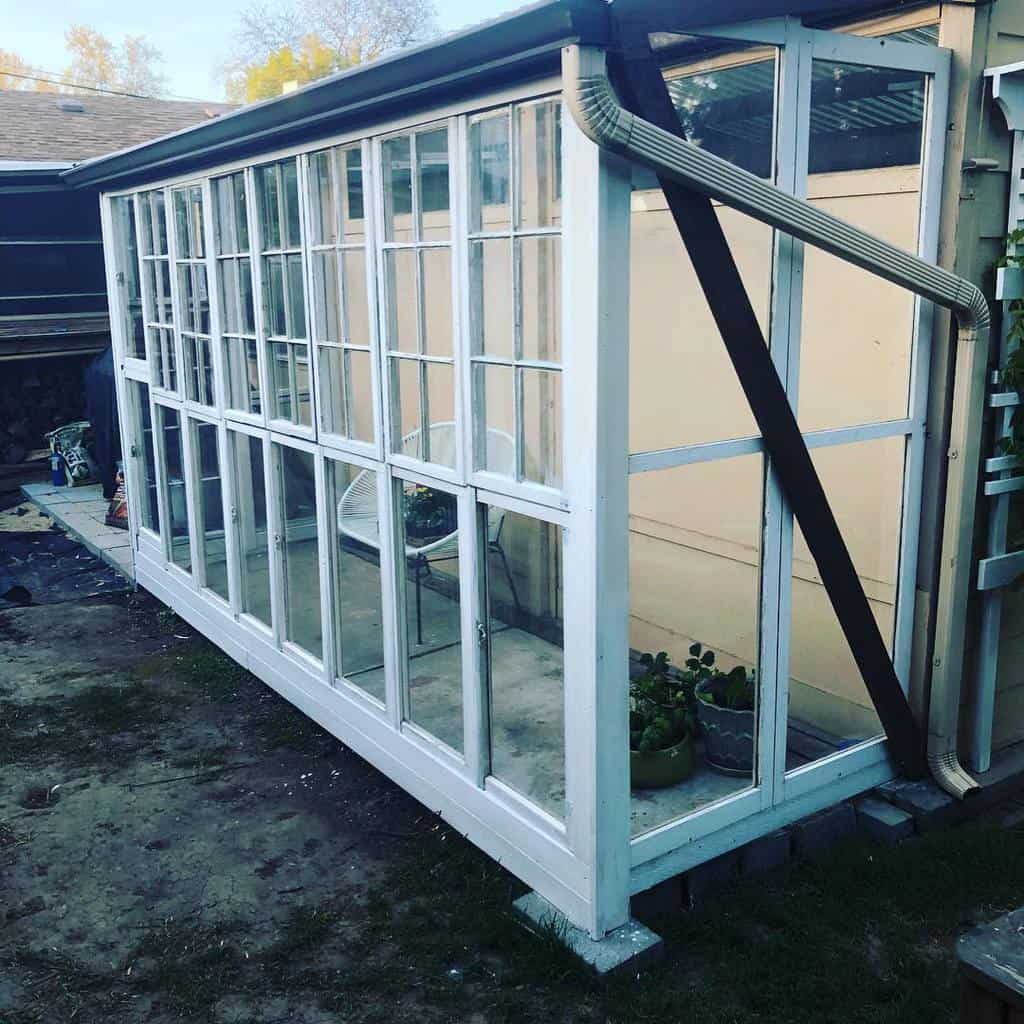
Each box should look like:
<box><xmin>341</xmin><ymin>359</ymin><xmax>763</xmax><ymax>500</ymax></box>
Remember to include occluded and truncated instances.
<box><xmin>2</xmin><ymin>590</ymin><xmax>1023</xmax><ymax>1024</ymax></box>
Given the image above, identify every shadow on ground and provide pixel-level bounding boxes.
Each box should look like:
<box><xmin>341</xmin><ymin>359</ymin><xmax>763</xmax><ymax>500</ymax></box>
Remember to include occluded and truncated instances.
<box><xmin>3</xmin><ymin>588</ymin><xmax>1024</xmax><ymax>1023</ymax></box>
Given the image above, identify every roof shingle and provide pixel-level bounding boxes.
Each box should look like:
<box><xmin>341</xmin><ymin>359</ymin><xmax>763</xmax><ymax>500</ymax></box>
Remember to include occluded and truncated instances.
<box><xmin>0</xmin><ymin>89</ymin><xmax>234</xmax><ymax>163</ymax></box>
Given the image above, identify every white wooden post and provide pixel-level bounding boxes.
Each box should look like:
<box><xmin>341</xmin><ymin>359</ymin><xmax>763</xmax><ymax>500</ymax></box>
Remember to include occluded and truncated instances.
<box><xmin>561</xmin><ymin>58</ymin><xmax>633</xmax><ymax>939</ymax></box>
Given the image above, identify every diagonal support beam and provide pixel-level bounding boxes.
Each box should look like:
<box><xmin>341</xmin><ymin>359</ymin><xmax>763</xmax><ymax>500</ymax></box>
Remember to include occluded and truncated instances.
<box><xmin>607</xmin><ymin>20</ymin><xmax>925</xmax><ymax>777</ymax></box>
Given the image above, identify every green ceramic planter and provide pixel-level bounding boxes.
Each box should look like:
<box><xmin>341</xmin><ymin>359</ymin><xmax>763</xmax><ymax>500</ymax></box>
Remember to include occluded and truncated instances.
<box><xmin>630</xmin><ymin>731</ymin><xmax>696</xmax><ymax>789</ymax></box>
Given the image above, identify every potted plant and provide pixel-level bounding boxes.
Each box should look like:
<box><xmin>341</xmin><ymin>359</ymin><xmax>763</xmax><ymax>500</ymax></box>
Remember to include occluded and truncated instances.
<box><xmin>629</xmin><ymin>651</ymin><xmax>698</xmax><ymax>789</ymax></box>
<box><xmin>692</xmin><ymin>643</ymin><xmax>756</xmax><ymax>775</ymax></box>
<box><xmin>403</xmin><ymin>485</ymin><xmax>456</xmax><ymax>543</ymax></box>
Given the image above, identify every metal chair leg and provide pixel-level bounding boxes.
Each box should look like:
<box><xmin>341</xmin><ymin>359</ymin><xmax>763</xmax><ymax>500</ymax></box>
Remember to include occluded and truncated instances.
<box><xmin>415</xmin><ymin>556</ymin><xmax>424</xmax><ymax>646</ymax></box>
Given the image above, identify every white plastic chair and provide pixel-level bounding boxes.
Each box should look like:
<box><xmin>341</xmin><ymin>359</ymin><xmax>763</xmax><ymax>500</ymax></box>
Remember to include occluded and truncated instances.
<box><xmin>337</xmin><ymin>422</ymin><xmax>520</xmax><ymax>644</ymax></box>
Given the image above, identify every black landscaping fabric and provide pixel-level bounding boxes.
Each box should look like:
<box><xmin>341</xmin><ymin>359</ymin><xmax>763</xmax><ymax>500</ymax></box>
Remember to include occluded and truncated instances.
<box><xmin>0</xmin><ymin>529</ymin><xmax>129</xmax><ymax>609</ymax></box>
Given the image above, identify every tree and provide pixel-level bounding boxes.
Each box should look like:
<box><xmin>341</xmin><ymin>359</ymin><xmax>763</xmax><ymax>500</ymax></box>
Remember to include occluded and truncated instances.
<box><xmin>226</xmin><ymin>0</ymin><xmax>438</xmax><ymax>102</ymax></box>
<box><xmin>64</xmin><ymin>25</ymin><xmax>168</xmax><ymax>97</ymax></box>
<box><xmin>0</xmin><ymin>49</ymin><xmax>58</xmax><ymax>92</ymax></box>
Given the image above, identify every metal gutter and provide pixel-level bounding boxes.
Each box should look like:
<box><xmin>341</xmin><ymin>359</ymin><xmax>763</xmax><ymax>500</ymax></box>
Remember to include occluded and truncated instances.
<box><xmin>565</xmin><ymin>43</ymin><xmax>988</xmax><ymax>798</ymax></box>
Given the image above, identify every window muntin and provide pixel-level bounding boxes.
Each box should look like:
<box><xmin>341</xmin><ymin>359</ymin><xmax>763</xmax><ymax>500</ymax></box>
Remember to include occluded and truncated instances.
<box><xmin>307</xmin><ymin>143</ymin><xmax>376</xmax><ymax>444</ymax></box>
<box><xmin>380</xmin><ymin>123</ymin><xmax>457</xmax><ymax>470</ymax></box>
<box><xmin>172</xmin><ymin>185</ymin><xmax>215</xmax><ymax>407</ymax></box>
<box><xmin>213</xmin><ymin>172</ymin><xmax>261</xmax><ymax>416</ymax></box>
<box><xmin>138</xmin><ymin>189</ymin><xmax>177</xmax><ymax>391</ymax></box>
<box><xmin>469</xmin><ymin>99</ymin><xmax>563</xmax><ymax>490</ymax></box>
<box><xmin>255</xmin><ymin>159</ymin><xmax>311</xmax><ymax>428</ymax></box>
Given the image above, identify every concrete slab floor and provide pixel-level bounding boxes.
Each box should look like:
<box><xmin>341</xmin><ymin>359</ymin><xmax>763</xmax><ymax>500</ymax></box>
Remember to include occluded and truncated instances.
<box><xmin>21</xmin><ymin>482</ymin><xmax>133</xmax><ymax>580</ymax></box>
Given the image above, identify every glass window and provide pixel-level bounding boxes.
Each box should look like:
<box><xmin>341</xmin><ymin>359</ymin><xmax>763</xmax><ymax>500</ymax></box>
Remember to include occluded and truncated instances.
<box><xmin>193</xmin><ymin>420</ymin><xmax>229</xmax><ymax>602</ymax></box>
<box><xmin>307</xmin><ymin>143</ymin><xmax>376</xmax><ymax>444</ymax></box>
<box><xmin>213</xmin><ymin>172</ymin><xmax>261</xmax><ymax>416</ymax></box>
<box><xmin>111</xmin><ymin>196</ymin><xmax>145</xmax><ymax>359</ymax></box>
<box><xmin>397</xmin><ymin>477</ymin><xmax>462</xmax><ymax>752</ymax></box>
<box><xmin>229</xmin><ymin>430</ymin><xmax>271</xmax><ymax>627</ymax></box>
<box><xmin>469</xmin><ymin>99</ymin><xmax>563</xmax><ymax>489</ymax></box>
<box><xmin>485</xmin><ymin>507</ymin><xmax>564</xmax><ymax>819</ymax></box>
<box><xmin>329</xmin><ymin>458</ymin><xmax>386</xmax><ymax>703</ymax></box>
<box><xmin>171</xmin><ymin>185</ymin><xmax>215</xmax><ymax>407</ymax></box>
<box><xmin>277</xmin><ymin>444</ymin><xmax>322</xmax><ymax>658</ymax></box>
<box><xmin>158</xmin><ymin>405</ymin><xmax>191</xmax><ymax>572</ymax></box>
<box><xmin>138</xmin><ymin>189</ymin><xmax>177</xmax><ymax>391</ymax></box>
<box><xmin>256</xmin><ymin>159</ymin><xmax>311</xmax><ymax>427</ymax></box>
<box><xmin>380</xmin><ymin>125</ymin><xmax>455</xmax><ymax>469</ymax></box>
<box><xmin>130</xmin><ymin>381</ymin><xmax>159</xmax><ymax>532</ymax></box>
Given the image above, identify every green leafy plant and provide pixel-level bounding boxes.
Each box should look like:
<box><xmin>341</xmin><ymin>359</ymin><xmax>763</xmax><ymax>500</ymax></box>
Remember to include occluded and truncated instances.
<box><xmin>691</xmin><ymin>641</ymin><xmax>756</xmax><ymax>712</ymax></box>
<box><xmin>628</xmin><ymin>651</ymin><xmax>696</xmax><ymax>754</ymax></box>
<box><xmin>402</xmin><ymin>485</ymin><xmax>456</xmax><ymax>539</ymax></box>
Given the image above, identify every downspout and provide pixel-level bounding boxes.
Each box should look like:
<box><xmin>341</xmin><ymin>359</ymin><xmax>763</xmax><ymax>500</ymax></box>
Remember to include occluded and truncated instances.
<box><xmin>563</xmin><ymin>44</ymin><xmax>987</xmax><ymax>798</ymax></box>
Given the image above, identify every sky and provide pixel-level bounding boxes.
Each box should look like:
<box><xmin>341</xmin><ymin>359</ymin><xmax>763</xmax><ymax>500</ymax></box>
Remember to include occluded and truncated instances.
<box><xmin>0</xmin><ymin>0</ymin><xmax>524</xmax><ymax>102</ymax></box>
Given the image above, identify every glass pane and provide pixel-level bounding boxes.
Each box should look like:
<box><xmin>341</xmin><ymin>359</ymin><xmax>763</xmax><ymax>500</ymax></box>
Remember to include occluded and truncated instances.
<box><xmin>629</xmin><ymin>202</ymin><xmax>769</xmax><ymax>452</ymax></box>
<box><xmin>309</xmin><ymin>149</ymin><xmax>336</xmax><ymax>246</ymax></box>
<box><xmin>521</xmin><ymin>368</ymin><xmax>561</xmax><ymax>488</ymax></box>
<box><xmin>214</xmin><ymin>172</ymin><xmax>248</xmax><ymax>255</ymax></box>
<box><xmin>238</xmin><ymin>257</ymin><xmax>255</xmax><ymax>333</ymax></box>
<box><xmin>295</xmin><ymin>342</ymin><xmax>312</xmax><ymax>427</ymax></box>
<box><xmin>340</xmin><ymin>146</ymin><xmax>365</xmax><ymax>243</ymax></box>
<box><xmin>477</xmin><ymin>362</ymin><xmax>514</xmax><ymax>476</ymax></box>
<box><xmin>331</xmin><ymin>459</ymin><xmax>386</xmax><ymax>701</ymax></box>
<box><xmin>399</xmin><ymin>478</ymin><xmax>462</xmax><ymax>752</ymax></box>
<box><xmin>342</xmin><ymin>251</ymin><xmax>370</xmax><ymax>345</ymax></box>
<box><xmin>346</xmin><ymin>349</ymin><xmax>375</xmax><ymax>444</ymax></box>
<box><xmin>470</xmin><ymin>110</ymin><xmax>511</xmax><ymax>233</ymax></box>
<box><xmin>318</xmin><ymin>345</ymin><xmax>347</xmax><ymax>437</ymax></box>
<box><xmin>278</xmin><ymin>444</ymin><xmax>321</xmax><ymax>659</ymax></box>
<box><xmin>141</xmin><ymin>190</ymin><xmax>168</xmax><ymax>256</ymax></box>
<box><xmin>418</xmin><ymin>127</ymin><xmax>450</xmax><ymax>242</ymax></box>
<box><xmin>184</xmin><ymin>335</ymin><xmax>214</xmax><ymax>406</ymax></box>
<box><xmin>219</xmin><ymin>258</ymin><xmax>240</xmax><ymax>335</ymax></box>
<box><xmin>382</xmin><ymin>135</ymin><xmax>413</xmax><ymax>242</ymax></box>
<box><xmin>257</xmin><ymin>164</ymin><xmax>281</xmax><ymax>250</ymax></box>
<box><xmin>385</xmin><ymin>249</ymin><xmax>418</xmax><ymax>353</ymax></box>
<box><xmin>149</xmin><ymin>326</ymin><xmax>177</xmax><ymax>391</ymax></box>
<box><xmin>786</xmin><ymin>437</ymin><xmax>904</xmax><ymax>768</ymax></box>
<box><xmin>132</xmin><ymin>381</ymin><xmax>159</xmax><ymax>532</ymax></box>
<box><xmin>113</xmin><ymin>196</ymin><xmax>145</xmax><ymax>359</ymax></box>
<box><xmin>282</xmin><ymin>159</ymin><xmax>302</xmax><ymax>249</ymax></box>
<box><xmin>287</xmin><ymin>253</ymin><xmax>307</xmax><ymax>339</ymax></box>
<box><xmin>519</xmin><ymin>235</ymin><xmax>560</xmax><ymax>363</ymax></box>
<box><xmin>312</xmin><ymin>250</ymin><xmax>341</xmax><ymax>343</ymax></box>
<box><xmin>798</xmin><ymin>61</ymin><xmax>926</xmax><ymax>432</ymax></box>
<box><xmin>145</xmin><ymin>259</ymin><xmax>173</xmax><ymax>325</ymax></box>
<box><xmin>138</xmin><ymin>192</ymin><xmax>155</xmax><ymax>256</ymax></box>
<box><xmin>424</xmin><ymin>361</ymin><xmax>455</xmax><ymax>468</ymax></box>
<box><xmin>487</xmin><ymin>508</ymin><xmax>564</xmax><ymax>819</ymax></box>
<box><xmin>224</xmin><ymin>336</ymin><xmax>261</xmax><ymax>415</ymax></box>
<box><xmin>629</xmin><ymin>455</ymin><xmax>762</xmax><ymax>836</ymax></box>
<box><xmin>517</xmin><ymin>100</ymin><xmax>561</xmax><ymax>229</ymax></box>
<box><xmin>393</xmin><ymin>357</ymin><xmax>422</xmax><ymax>450</ymax></box>
<box><xmin>664</xmin><ymin>43</ymin><xmax>777</xmax><ymax>178</ymax></box>
<box><xmin>265</xmin><ymin>255</ymin><xmax>286</xmax><ymax>336</ymax></box>
<box><xmin>421</xmin><ymin>248</ymin><xmax>452</xmax><ymax>357</ymax></box>
<box><xmin>195</xmin><ymin>421</ymin><xmax>229</xmax><ymax>602</ymax></box>
<box><xmin>173</xmin><ymin>189</ymin><xmax>189</xmax><ymax>258</ymax></box>
<box><xmin>230</xmin><ymin>431</ymin><xmax>271</xmax><ymax>627</ymax></box>
<box><xmin>470</xmin><ymin>239</ymin><xmax>513</xmax><ymax>359</ymax></box>
<box><xmin>160</xmin><ymin>406</ymin><xmax>191</xmax><ymax>572</ymax></box>
<box><xmin>269</xmin><ymin>341</ymin><xmax>292</xmax><ymax>421</ymax></box>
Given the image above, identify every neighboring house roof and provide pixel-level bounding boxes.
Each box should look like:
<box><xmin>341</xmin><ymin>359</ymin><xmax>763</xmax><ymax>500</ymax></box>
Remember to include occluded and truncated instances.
<box><xmin>61</xmin><ymin>0</ymin><xmax>892</xmax><ymax>191</ymax></box>
<box><xmin>0</xmin><ymin>89</ymin><xmax>234</xmax><ymax>163</ymax></box>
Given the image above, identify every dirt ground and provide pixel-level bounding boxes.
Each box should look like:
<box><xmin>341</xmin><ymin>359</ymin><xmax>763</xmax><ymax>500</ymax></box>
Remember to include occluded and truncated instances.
<box><xmin>5</xmin><ymin>547</ymin><xmax>1024</xmax><ymax>1023</ymax></box>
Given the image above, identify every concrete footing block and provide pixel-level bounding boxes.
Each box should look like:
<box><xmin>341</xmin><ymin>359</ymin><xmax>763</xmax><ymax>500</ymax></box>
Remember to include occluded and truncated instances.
<box><xmin>791</xmin><ymin>802</ymin><xmax>857</xmax><ymax>861</ymax></box>
<box><xmin>513</xmin><ymin>892</ymin><xmax>663</xmax><ymax>976</ymax></box>
<box><xmin>856</xmin><ymin>795</ymin><xmax>914</xmax><ymax>845</ymax></box>
<box><xmin>875</xmin><ymin>778</ymin><xmax>962</xmax><ymax>832</ymax></box>
<box><xmin>741</xmin><ymin>829</ymin><xmax>791</xmax><ymax>877</ymax></box>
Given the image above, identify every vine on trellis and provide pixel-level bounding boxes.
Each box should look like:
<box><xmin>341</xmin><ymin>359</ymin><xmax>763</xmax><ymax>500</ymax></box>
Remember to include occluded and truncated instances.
<box><xmin>995</xmin><ymin>228</ymin><xmax>1024</xmax><ymax>552</ymax></box>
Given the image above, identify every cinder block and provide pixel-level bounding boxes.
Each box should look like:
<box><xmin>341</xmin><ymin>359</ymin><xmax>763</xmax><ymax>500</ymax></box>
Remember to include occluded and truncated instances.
<box><xmin>875</xmin><ymin>779</ymin><xmax>962</xmax><ymax>832</ymax></box>
<box><xmin>630</xmin><ymin>875</ymin><xmax>683</xmax><ymax>920</ymax></box>
<box><xmin>855</xmin><ymin>796</ymin><xmax>914</xmax><ymax>845</ymax></box>
<box><xmin>741</xmin><ymin>829</ymin><xmax>791</xmax><ymax>877</ymax></box>
<box><xmin>684</xmin><ymin>850</ymin><xmax>740</xmax><ymax>907</ymax></box>
<box><xmin>791</xmin><ymin>802</ymin><xmax>857</xmax><ymax>862</ymax></box>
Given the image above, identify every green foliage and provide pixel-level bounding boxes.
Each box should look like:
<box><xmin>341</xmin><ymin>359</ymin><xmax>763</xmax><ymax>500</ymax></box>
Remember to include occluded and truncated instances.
<box><xmin>994</xmin><ymin>233</ymin><xmax>1024</xmax><ymax>554</ymax></box>
<box><xmin>629</xmin><ymin>651</ymin><xmax>696</xmax><ymax>753</ymax></box>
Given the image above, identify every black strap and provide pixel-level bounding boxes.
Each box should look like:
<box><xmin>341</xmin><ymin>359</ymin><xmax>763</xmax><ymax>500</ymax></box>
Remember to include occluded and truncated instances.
<box><xmin>608</xmin><ymin>19</ymin><xmax>924</xmax><ymax>776</ymax></box>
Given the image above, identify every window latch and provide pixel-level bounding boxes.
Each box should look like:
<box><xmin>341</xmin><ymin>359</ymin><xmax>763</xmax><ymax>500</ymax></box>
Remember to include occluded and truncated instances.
<box><xmin>476</xmin><ymin>621</ymin><xmax>488</xmax><ymax>647</ymax></box>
